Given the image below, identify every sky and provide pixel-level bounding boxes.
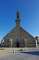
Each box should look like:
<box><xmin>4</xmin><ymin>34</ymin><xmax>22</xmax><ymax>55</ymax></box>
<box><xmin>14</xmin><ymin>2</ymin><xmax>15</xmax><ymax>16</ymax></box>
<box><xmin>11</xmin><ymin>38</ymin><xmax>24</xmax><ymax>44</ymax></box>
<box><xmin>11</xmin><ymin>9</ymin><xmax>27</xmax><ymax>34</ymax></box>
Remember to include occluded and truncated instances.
<box><xmin>0</xmin><ymin>0</ymin><xmax>39</xmax><ymax>41</ymax></box>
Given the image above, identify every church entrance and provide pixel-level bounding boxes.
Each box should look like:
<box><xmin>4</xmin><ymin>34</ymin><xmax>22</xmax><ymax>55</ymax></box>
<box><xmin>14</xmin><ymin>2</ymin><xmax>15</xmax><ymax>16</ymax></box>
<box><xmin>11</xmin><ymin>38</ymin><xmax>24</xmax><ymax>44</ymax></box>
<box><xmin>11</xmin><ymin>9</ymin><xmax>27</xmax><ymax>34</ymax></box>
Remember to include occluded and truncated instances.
<box><xmin>16</xmin><ymin>41</ymin><xmax>20</xmax><ymax>47</ymax></box>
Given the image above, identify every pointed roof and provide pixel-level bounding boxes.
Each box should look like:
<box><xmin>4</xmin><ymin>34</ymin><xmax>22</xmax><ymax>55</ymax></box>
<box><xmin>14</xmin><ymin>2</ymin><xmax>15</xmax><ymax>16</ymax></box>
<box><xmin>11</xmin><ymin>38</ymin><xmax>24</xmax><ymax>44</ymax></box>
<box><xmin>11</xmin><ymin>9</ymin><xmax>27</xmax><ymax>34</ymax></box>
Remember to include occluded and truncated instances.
<box><xmin>3</xmin><ymin>26</ymin><xmax>34</xmax><ymax>40</ymax></box>
<box><xmin>3</xmin><ymin>11</ymin><xmax>35</xmax><ymax>41</ymax></box>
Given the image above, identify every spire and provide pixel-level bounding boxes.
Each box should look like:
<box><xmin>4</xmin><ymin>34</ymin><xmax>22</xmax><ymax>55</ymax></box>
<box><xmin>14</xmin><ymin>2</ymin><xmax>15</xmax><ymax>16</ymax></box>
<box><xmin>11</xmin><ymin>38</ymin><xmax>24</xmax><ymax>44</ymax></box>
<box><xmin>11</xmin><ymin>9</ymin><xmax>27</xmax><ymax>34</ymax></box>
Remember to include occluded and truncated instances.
<box><xmin>16</xmin><ymin>10</ymin><xmax>20</xmax><ymax>19</ymax></box>
<box><xmin>16</xmin><ymin>10</ymin><xmax>20</xmax><ymax>20</ymax></box>
<box><xmin>16</xmin><ymin>10</ymin><xmax>20</xmax><ymax>28</ymax></box>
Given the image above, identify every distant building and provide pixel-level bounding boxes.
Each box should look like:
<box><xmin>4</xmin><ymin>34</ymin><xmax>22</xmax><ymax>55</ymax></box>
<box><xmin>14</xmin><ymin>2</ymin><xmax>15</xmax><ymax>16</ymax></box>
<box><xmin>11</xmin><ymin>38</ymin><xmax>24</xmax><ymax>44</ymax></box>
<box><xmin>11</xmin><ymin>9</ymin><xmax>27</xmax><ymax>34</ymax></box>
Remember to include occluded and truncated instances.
<box><xmin>1</xmin><ymin>11</ymin><xmax>36</xmax><ymax>47</ymax></box>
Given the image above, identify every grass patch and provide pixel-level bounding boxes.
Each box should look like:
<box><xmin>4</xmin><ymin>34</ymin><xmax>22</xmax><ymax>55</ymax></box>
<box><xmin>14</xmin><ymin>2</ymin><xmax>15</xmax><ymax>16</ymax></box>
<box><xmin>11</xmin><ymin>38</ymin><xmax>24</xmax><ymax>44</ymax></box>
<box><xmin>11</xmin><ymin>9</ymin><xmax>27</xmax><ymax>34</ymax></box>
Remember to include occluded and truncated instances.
<box><xmin>0</xmin><ymin>48</ymin><xmax>4</xmax><ymax>50</ymax></box>
<box><xmin>17</xmin><ymin>48</ymin><xmax>23</xmax><ymax>51</ymax></box>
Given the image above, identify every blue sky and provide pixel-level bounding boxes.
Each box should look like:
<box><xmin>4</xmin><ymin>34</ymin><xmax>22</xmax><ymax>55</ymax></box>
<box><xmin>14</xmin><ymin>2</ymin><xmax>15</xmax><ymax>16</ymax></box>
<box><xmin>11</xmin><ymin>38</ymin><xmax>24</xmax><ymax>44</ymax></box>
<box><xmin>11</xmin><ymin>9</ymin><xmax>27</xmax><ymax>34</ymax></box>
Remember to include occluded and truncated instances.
<box><xmin>0</xmin><ymin>0</ymin><xmax>39</xmax><ymax>40</ymax></box>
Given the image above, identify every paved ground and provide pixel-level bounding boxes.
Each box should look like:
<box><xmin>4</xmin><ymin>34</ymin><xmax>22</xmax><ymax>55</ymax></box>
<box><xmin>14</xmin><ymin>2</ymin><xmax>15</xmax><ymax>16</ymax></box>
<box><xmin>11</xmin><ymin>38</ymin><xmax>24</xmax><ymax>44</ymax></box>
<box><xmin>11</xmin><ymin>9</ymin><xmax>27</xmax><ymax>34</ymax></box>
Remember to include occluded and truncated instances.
<box><xmin>0</xmin><ymin>48</ymin><xmax>39</xmax><ymax>60</ymax></box>
<box><xmin>0</xmin><ymin>53</ymin><xmax>39</xmax><ymax>60</ymax></box>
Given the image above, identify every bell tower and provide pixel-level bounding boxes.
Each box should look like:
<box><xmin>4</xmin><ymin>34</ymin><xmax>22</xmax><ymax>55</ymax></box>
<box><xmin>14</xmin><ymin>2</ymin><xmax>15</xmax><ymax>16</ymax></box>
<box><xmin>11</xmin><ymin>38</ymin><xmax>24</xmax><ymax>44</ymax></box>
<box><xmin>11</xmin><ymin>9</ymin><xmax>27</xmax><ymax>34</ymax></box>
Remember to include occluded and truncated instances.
<box><xmin>15</xmin><ymin>10</ymin><xmax>21</xmax><ymax>47</ymax></box>
<box><xmin>16</xmin><ymin>10</ymin><xmax>20</xmax><ymax>28</ymax></box>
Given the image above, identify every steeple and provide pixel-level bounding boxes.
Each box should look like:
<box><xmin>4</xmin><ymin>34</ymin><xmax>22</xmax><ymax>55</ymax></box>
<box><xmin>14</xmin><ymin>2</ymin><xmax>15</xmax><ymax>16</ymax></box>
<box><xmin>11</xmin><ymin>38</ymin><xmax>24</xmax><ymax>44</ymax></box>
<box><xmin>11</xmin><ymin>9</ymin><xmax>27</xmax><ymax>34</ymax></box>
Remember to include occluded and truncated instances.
<box><xmin>16</xmin><ymin>10</ymin><xmax>20</xmax><ymax>19</ymax></box>
<box><xmin>16</xmin><ymin>10</ymin><xmax>20</xmax><ymax>28</ymax></box>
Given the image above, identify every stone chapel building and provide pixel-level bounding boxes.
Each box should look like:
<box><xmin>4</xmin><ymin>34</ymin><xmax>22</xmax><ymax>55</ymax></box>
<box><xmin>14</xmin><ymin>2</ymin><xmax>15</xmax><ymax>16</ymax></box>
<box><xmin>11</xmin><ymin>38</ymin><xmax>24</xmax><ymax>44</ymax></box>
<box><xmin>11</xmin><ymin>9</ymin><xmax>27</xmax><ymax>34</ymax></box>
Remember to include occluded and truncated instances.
<box><xmin>1</xmin><ymin>11</ymin><xmax>36</xmax><ymax>47</ymax></box>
